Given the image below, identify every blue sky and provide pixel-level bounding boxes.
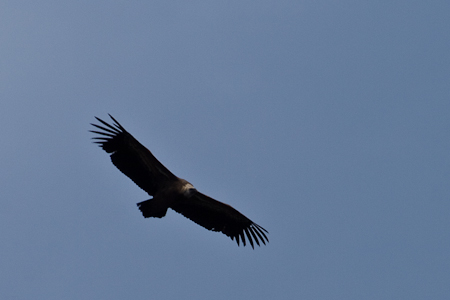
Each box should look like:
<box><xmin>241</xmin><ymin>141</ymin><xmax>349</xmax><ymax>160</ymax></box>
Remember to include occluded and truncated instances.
<box><xmin>1</xmin><ymin>1</ymin><xmax>449</xmax><ymax>299</ymax></box>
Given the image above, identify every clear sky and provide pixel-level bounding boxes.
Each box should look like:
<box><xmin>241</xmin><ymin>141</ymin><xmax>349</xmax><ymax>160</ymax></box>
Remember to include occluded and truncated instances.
<box><xmin>1</xmin><ymin>1</ymin><xmax>449</xmax><ymax>299</ymax></box>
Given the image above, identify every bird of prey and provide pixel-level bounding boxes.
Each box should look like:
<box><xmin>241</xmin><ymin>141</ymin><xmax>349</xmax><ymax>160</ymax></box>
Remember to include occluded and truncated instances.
<box><xmin>90</xmin><ymin>115</ymin><xmax>268</xmax><ymax>248</ymax></box>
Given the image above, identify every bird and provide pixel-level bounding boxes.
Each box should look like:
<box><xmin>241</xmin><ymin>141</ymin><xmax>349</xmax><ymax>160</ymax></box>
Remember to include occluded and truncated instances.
<box><xmin>90</xmin><ymin>114</ymin><xmax>268</xmax><ymax>248</ymax></box>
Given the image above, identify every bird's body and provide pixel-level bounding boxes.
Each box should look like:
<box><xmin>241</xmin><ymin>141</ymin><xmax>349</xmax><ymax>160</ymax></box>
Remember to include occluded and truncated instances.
<box><xmin>90</xmin><ymin>115</ymin><xmax>268</xmax><ymax>248</ymax></box>
<box><xmin>137</xmin><ymin>178</ymin><xmax>195</xmax><ymax>218</ymax></box>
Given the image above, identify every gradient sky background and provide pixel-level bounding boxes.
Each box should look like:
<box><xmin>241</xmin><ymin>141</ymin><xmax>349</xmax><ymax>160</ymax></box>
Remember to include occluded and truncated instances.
<box><xmin>1</xmin><ymin>1</ymin><xmax>450</xmax><ymax>299</ymax></box>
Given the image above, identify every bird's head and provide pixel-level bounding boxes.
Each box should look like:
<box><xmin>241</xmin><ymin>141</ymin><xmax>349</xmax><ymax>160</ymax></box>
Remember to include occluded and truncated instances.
<box><xmin>182</xmin><ymin>182</ymin><xmax>197</xmax><ymax>198</ymax></box>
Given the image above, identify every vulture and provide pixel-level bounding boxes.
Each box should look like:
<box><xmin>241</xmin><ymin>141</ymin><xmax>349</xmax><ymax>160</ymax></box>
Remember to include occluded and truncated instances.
<box><xmin>90</xmin><ymin>115</ymin><xmax>268</xmax><ymax>248</ymax></box>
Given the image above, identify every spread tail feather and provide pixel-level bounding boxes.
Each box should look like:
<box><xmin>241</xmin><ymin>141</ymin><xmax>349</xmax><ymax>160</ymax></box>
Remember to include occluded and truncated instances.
<box><xmin>137</xmin><ymin>199</ymin><xmax>168</xmax><ymax>218</ymax></box>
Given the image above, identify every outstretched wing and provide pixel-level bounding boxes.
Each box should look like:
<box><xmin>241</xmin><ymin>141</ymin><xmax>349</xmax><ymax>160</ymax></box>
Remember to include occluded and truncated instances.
<box><xmin>90</xmin><ymin>114</ymin><xmax>177</xmax><ymax>196</ymax></box>
<box><xmin>170</xmin><ymin>192</ymin><xmax>269</xmax><ymax>248</ymax></box>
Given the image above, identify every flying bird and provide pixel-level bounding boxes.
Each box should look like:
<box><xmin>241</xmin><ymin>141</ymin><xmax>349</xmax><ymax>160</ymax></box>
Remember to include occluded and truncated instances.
<box><xmin>90</xmin><ymin>115</ymin><xmax>268</xmax><ymax>248</ymax></box>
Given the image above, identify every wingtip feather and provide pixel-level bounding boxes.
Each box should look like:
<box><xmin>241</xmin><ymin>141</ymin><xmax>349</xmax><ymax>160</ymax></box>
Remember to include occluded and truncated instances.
<box><xmin>244</xmin><ymin>228</ymin><xmax>255</xmax><ymax>249</ymax></box>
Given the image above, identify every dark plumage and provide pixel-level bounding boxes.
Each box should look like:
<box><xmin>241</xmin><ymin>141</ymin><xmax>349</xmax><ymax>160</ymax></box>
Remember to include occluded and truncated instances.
<box><xmin>90</xmin><ymin>115</ymin><xmax>268</xmax><ymax>248</ymax></box>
